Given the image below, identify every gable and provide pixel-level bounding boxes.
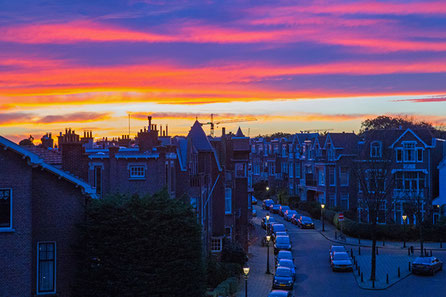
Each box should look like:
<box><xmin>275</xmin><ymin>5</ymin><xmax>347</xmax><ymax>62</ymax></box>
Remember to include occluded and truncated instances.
<box><xmin>390</xmin><ymin>129</ymin><xmax>429</xmax><ymax>148</ymax></box>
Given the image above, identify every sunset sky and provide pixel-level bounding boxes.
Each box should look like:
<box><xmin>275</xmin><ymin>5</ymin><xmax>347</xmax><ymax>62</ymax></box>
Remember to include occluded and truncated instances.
<box><xmin>1</xmin><ymin>0</ymin><xmax>446</xmax><ymax>142</ymax></box>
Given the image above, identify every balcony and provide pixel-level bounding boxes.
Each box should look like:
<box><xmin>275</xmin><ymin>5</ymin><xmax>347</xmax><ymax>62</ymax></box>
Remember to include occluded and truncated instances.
<box><xmin>393</xmin><ymin>189</ymin><xmax>425</xmax><ymax>200</ymax></box>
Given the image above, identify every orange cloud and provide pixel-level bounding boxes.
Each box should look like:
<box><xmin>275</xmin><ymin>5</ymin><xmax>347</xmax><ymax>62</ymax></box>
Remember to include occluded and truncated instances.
<box><xmin>394</xmin><ymin>95</ymin><xmax>446</xmax><ymax>103</ymax></box>
<box><xmin>0</xmin><ymin>111</ymin><xmax>111</xmax><ymax>126</ymax></box>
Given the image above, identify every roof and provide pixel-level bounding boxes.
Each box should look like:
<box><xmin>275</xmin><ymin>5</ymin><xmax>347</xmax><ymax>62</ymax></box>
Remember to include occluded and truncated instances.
<box><xmin>175</xmin><ymin>137</ymin><xmax>188</xmax><ymax>171</ymax></box>
<box><xmin>326</xmin><ymin>133</ymin><xmax>359</xmax><ymax>154</ymax></box>
<box><xmin>235</xmin><ymin>127</ymin><xmax>245</xmax><ymax>137</ymax></box>
<box><xmin>293</xmin><ymin>133</ymin><xmax>319</xmax><ymax>146</ymax></box>
<box><xmin>0</xmin><ymin>136</ymin><xmax>97</xmax><ymax>198</ymax></box>
<box><xmin>389</xmin><ymin>128</ymin><xmax>433</xmax><ymax>148</ymax></box>
<box><xmin>25</xmin><ymin>146</ymin><xmax>62</xmax><ymax>167</ymax></box>
<box><xmin>187</xmin><ymin>121</ymin><xmax>214</xmax><ymax>152</ymax></box>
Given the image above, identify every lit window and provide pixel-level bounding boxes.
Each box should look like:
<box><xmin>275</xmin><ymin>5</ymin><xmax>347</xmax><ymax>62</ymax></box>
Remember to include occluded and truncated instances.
<box><xmin>37</xmin><ymin>242</ymin><xmax>56</xmax><ymax>294</ymax></box>
<box><xmin>225</xmin><ymin>188</ymin><xmax>232</xmax><ymax>214</ymax></box>
<box><xmin>129</xmin><ymin>165</ymin><xmax>146</xmax><ymax>179</ymax></box>
<box><xmin>0</xmin><ymin>189</ymin><xmax>12</xmax><ymax>229</ymax></box>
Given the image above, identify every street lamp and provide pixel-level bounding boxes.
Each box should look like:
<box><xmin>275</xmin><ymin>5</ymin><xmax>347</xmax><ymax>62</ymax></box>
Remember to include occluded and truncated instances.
<box><xmin>402</xmin><ymin>214</ymin><xmax>407</xmax><ymax>248</ymax></box>
<box><xmin>321</xmin><ymin>204</ymin><xmax>325</xmax><ymax>232</ymax></box>
<box><xmin>265</xmin><ymin>235</ymin><xmax>271</xmax><ymax>274</ymax></box>
<box><xmin>243</xmin><ymin>265</ymin><xmax>250</xmax><ymax>297</ymax></box>
<box><xmin>266</xmin><ymin>214</ymin><xmax>270</xmax><ymax>234</ymax></box>
<box><xmin>266</xmin><ymin>186</ymin><xmax>270</xmax><ymax>191</ymax></box>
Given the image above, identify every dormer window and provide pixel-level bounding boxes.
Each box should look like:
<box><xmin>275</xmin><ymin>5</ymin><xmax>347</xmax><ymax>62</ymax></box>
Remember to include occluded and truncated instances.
<box><xmin>403</xmin><ymin>142</ymin><xmax>416</xmax><ymax>162</ymax></box>
<box><xmin>370</xmin><ymin>141</ymin><xmax>382</xmax><ymax>158</ymax></box>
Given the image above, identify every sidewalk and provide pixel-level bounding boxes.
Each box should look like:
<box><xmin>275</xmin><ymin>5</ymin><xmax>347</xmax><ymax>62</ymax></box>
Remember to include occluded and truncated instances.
<box><xmin>237</xmin><ymin>216</ymin><xmax>274</xmax><ymax>297</ymax></box>
<box><xmin>312</xmin><ymin>216</ymin><xmax>446</xmax><ymax>252</ymax></box>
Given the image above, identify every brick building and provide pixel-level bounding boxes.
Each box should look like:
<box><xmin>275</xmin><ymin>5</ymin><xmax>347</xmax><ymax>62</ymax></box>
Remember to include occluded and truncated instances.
<box><xmin>0</xmin><ymin>136</ymin><xmax>96</xmax><ymax>297</ymax></box>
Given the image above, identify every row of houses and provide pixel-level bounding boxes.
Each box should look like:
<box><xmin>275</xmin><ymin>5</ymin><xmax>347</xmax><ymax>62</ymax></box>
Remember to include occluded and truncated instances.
<box><xmin>250</xmin><ymin>128</ymin><xmax>446</xmax><ymax>225</ymax></box>
<box><xmin>0</xmin><ymin>117</ymin><xmax>251</xmax><ymax>296</ymax></box>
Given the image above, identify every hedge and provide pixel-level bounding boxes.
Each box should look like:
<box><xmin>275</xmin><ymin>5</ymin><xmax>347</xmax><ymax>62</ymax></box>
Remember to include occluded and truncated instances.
<box><xmin>206</xmin><ymin>277</ymin><xmax>239</xmax><ymax>297</ymax></box>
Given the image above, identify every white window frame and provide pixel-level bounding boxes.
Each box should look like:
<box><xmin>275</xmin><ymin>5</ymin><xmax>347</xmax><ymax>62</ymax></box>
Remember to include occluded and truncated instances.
<box><xmin>403</xmin><ymin>141</ymin><xmax>416</xmax><ymax>162</ymax></box>
<box><xmin>225</xmin><ymin>188</ymin><xmax>232</xmax><ymax>214</ymax></box>
<box><xmin>289</xmin><ymin>163</ymin><xmax>294</xmax><ymax>178</ymax></box>
<box><xmin>211</xmin><ymin>237</ymin><xmax>223</xmax><ymax>252</ymax></box>
<box><xmin>340</xmin><ymin>167</ymin><xmax>349</xmax><ymax>186</ymax></box>
<box><xmin>0</xmin><ymin>188</ymin><xmax>13</xmax><ymax>231</ymax></box>
<box><xmin>128</xmin><ymin>164</ymin><xmax>147</xmax><ymax>179</ymax></box>
<box><xmin>370</xmin><ymin>141</ymin><xmax>382</xmax><ymax>158</ymax></box>
<box><xmin>37</xmin><ymin>241</ymin><xmax>56</xmax><ymax>295</ymax></box>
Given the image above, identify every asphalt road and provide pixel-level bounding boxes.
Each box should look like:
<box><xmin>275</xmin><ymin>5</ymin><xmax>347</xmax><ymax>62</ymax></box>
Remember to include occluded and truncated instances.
<box><xmin>256</xmin><ymin>205</ymin><xmax>446</xmax><ymax>297</ymax></box>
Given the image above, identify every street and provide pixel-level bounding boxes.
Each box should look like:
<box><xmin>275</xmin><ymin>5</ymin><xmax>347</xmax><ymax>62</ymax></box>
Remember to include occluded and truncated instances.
<box><xmin>249</xmin><ymin>205</ymin><xmax>446</xmax><ymax>297</ymax></box>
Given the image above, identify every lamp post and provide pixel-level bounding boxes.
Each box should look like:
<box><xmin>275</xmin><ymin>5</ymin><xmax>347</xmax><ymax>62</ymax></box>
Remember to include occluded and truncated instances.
<box><xmin>266</xmin><ymin>235</ymin><xmax>271</xmax><ymax>274</ymax></box>
<box><xmin>266</xmin><ymin>214</ymin><xmax>270</xmax><ymax>234</ymax></box>
<box><xmin>266</xmin><ymin>186</ymin><xmax>270</xmax><ymax>200</ymax></box>
<box><xmin>321</xmin><ymin>204</ymin><xmax>325</xmax><ymax>232</ymax></box>
<box><xmin>402</xmin><ymin>215</ymin><xmax>407</xmax><ymax>248</ymax></box>
<box><xmin>243</xmin><ymin>265</ymin><xmax>250</xmax><ymax>297</ymax></box>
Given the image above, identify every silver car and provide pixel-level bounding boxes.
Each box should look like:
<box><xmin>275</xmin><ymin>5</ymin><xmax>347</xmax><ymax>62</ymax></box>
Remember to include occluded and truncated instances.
<box><xmin>330</xmin><ymin>252</ymin><xmax>353</xmax><ymax>272</ymax></box>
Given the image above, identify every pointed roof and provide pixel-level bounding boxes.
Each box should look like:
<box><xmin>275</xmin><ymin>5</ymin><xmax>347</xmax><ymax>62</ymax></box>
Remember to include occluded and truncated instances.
<box><xmin>0</xmin><ymin>136</ymin><xmax>96</xmax><ymax>198</ymax></box>
<box><xmin>235</xmin><ymin>127</ymin><xmax>245</xmax><ymax>137</ymax></box>
<box><xmin>187</xmin><ymin>121</ymin><xmax>214</xmax><ymax>152</ymax></box>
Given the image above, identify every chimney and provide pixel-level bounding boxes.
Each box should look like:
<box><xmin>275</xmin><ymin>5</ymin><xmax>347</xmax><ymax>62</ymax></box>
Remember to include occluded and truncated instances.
<box><xmin>165</xmin><ymin>124</ymin><xmax>168</xmax><ymax>136</ymax></box>
<box><xmin>222</xmin><ymin>127</ymin><xmax>226</xmax><ymax>137</ymax></box>
<box><xmin>148</xmin><ymin>116</ymin><xmax>152</xmax><ymax>131</ymax></box>
<box><xmin>160</xmin><ymin>125</ymin><xmax>163</xmax><ymax>137</ymax></box>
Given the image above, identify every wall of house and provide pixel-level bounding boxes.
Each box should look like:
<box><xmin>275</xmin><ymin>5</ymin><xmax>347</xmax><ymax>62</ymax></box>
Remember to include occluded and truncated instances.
<box><xmin>31</xmin><ymin>168</ymin><xmax>87</xmax><ymax>297</ymax></box>
<box><xmin>0</xmin><ymin>149</ymin><xmax>33</xmax><ymax>297</ymax></box>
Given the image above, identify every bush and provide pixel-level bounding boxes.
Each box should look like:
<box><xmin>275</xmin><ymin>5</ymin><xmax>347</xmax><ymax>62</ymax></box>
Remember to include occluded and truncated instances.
<box><xmin>207</xmin><ymin>258</ymin><xmax>241</xmax><ymax>289</ymax></box>
<box><xmin>297</xmin><ymin>201</ymin><xmax>321</xmax><ymax>219</ymax></box>
<box><xmin>221</xmin><ymin>239</ymin><xmax>247</xmax><ymax>266</ymax></box>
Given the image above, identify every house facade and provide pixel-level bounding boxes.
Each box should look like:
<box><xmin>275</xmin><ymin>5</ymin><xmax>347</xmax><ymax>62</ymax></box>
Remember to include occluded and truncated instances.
<box><xmin>0</xmin><ymin>136</ymin><xmax>96</xmax><ymax>297</ymax></box>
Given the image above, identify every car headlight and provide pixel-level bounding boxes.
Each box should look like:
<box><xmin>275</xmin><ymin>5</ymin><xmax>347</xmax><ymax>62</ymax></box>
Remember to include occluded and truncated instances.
<box><xmin>288</xmin><ymin>280</ymin><xmax>293</xmax><ymax>284</ymax></box>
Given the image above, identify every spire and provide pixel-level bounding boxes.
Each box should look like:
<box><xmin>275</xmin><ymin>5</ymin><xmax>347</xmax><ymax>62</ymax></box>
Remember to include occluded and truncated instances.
<box><xmin>235</xmin><ymin>126</ymin><xmax>245</xmax><ymax>137</ymax></box>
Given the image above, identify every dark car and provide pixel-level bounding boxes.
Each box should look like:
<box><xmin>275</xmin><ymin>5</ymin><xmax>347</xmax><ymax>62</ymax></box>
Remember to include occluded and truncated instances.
<box><xmin>263</xmin><ymin>199</ymin><xmax>274</xmax><ymax>210</ymax></box>
<box><xmin>271</xmin><ymin>204</ymin><xmax>282</xmax><ymax>214</ymax></box>
<box><xmin>329</xmin><ymin>245</ymin><xmax>347</xmax><ymax>262</ymax></box>
<box><xmin>412</xmin><ymin>257</ymin><xmax>443</xmax><ymax>275</ymax></box>
<box><xmin>297</xmin><ymin>216</ymin><xmax>314</xmax><ymax>229</ymax></box>
<box><xmin>279</xmin><ymin>206</ymin><xmax>291</xmax><ymax>217</ymax></box>
<box><xmin>252</xmin><ymin>196</ymin><xmax>257</xmax><ymax>205</ymax></box>
<box><xmin>268</xmin><ymin>290</ymin><xmax>293</xmax><ymax>297</ymax></box>
<box><xmin>272</xmin><ymin>224</ymin><xmax>286</xmax><ymax>239</ymax></box>
<box><xmin>330</xmin><ymin>252</ymin><xmax>353</xmax><ymax>272</ymax></box>
<box><xmin>277</xmin><ymin>259</ymin><xmax>296</xmax><ymax>281</ymax></box>
<box><xmin>272</xmin><ymin>267</ymin><xmax>294</xmax><ymax>290</ymax></box>
<box><xmin>276</xmin><ymin>250</ymin><xmax>293</xmax><ymax>266</ymax></box>
<box><xmin>262</xmin><ymin>216</ymin><xmax>276</xmax><ymax>230</ymax></box>
<box><xmin>284</xmin><ymin>210</ymin><xmax>298</xmax><ymax>222</ymax></box>
<box><xmin>274</xmin><ymin>236</ymin><xmax>292</xmax><ymax>254</ymax></box>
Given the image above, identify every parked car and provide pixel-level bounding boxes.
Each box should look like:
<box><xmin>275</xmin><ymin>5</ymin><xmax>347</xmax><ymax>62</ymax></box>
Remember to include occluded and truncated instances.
<box><xmin>412</xmin><ymin>257</ymin><xmax>443</xmax><ymax>275</ymax></box>
<box><xmin>274</xmin><ymin>236</ymin><xmax>292</xmax><ymax>254</ymax></box>
<box><xmin>268</xmin><ymin>290</ymin><xmax>293</xmax><ymax>297</ymax></box>
<box><xmin>279</xmin><ymin>206</ymin><xmax>291</xmax><ymax>217</ymax></box>
<box><xmin>252</xmin><ymin>196</ymin><xmax>257</xmax><ymax>205</ymax></box>
<box><xmin>263</xmin><ymin>199</ymin><xmax>274</xmax><ymax>210</ymax></box>
<box><xmin>297</xmin><ymin>216</ymin><xmax>314</xmax><ymax>229</ymax></box>
<box><xmin>330</xmin><ymin>252</ymin><xmax>353</xmax><ymax>271</ymax></box>
<box><xmin>274</xmin><ymin>231</ymin><xmax>288</xmax><ymax>241</ymax></box>
<box><xmin>284</xmin><ymin>210</ymin><xmax>298</xmax><ymax>222</ymax></box>
<box><xmin>262</xmin><ymin>216</ymin><xmax>276</xmax><ymax>230</ymax></box>
<box><xmin>272</xmin><ymin>224</ymin><xmax>286</xmax><ymax>239</ymax></box>
<box><xmin>271</xmin><ymin>204</ymin><xmax>282</xmax><ymax>214</ymax></box>
<box><xmin>272</xmin><ymin>267</ymin><xmax>294</xmax><ymax>290</ymax></box>
<box><xmin>276</xmin><ymin>250</ymin><xmax>293</xmax><ymax>266</ymax></box>
<box><xmin>329</xmin><ymin>245</ymin><xmax>347</xmax><ymax>262</ymax></box>
<box><xmin>277</xmin><ymin>259</ymin><xmax>296</xmax><ymax>281</ymax></box>
<box><xmin>252</xmin><ymin>209</ymin><xmax>257</xmax><ymax>217</ymax></box>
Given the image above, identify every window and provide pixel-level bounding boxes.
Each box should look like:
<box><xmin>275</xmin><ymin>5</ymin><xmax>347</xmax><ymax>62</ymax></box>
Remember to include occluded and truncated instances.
<box><xmin>211</xmin><ymin>237</ymin><xmax>223</xmax><ymax>252</ymax></box>
<box><xmin>370</xmin><ymin>141</ymin><xmax>382</xmax><ymax>158</ymax></box>
<box><xmin>268</xmin><ymin>162</ymin><xmax>275</xmax><ymax>176</ymax></box>
<box><xmin>403</xmin><ymin>142</ymin><xmax>416</xmax><ymax>162</ymax></box>
<box><xmin>37</xmin><ymin>242</ymin><xmax>56</xmax><ymax>294</ymax></box>
<box><xmin>296</xmin><ymin>163</ymin><xmax>301</xmax><ymax>178</ymax></box>
<box><xmin>235</xmin><ymin>163</ymin><xmax>247</xmax><ymax>178</ymax></box>
<box><xmin>340</xmin><ymin>193</ymin><xmax>349</xmax><ymax>210</ymax></box>
<box><xmin>225</xmin><ymin>227</ymin><xmax>232</xmax><ymax>239</ymax></box>
<box><xmin>0</xmin><ymin>189</ymin><xmax>12</xmax><ymax>229</ymax></box>
<box><xmin>340</xmin><ymin>167</ymin><xmax>349</xmax><ymax>186</ymax></box>
<box><xmin>417</xmin><ymin>149</ymin><xmax>423</xmax><ymax>162</ymax></box>
<box><xmin>289</xmin><ymin>163</ymin><xmax>293</xmax><ymax>178</ymax></box>
<box><xmin>395</xmin><ymin>171</ymin><xmax>425</xmax><ymax>192</ymax></box>
<box><xmin>94</xmin><ymin>166</ymin><xmax>102</xmax><ymax>197</ymax></box>
<box><xmin>225</xmin><ymin>188</ymin><xmax>232</xmax><ymax>214</ymax></box>
<box><xmin>329</xmin><ymin>192</ymin><xmax>336</xmax><ymax>207</ymax></box>
<box><xmin>329</xmin><ymin>167</ymin><xmax>336</xmax><ymax>186</ymax></box>
<box><xmin>396</xmin><ymin>149</ymin><xmax>403</xmax><ymax>162</ymax></box>
<box><xmin>129</xmin><ymin>165</ymin><xmax>146</xmax><ymax>179</ymax></box>
<box><xmin>251</xmin><ymin>145</ymin><xmax>256</xmax><ymax>153</ymax></box>
<box><xmin>318</xmin><ymin>168</ymin><xmax>325</xmax><ymax>186</ymax></box>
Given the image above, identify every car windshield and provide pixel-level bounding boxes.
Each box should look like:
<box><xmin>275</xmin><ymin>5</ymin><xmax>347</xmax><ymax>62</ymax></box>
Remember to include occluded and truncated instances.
<box><xmin>279</xmin><ymin>252</ymin><xmax>292</xmax><ymax>259</ymax></box>
<box><xmin>302</xmin><ymin>218</ymin><xmax>313</xmax><ymax>223</ymax></box>
<box><xmin>282</xmin><ymin>206</ymin><xmax>290</xmax><ymax>210</ymax></box>
<box><xmin>278</xmin><ymin>260</ymin><xmax>293</xmax><ymax>269</ymax></box>
<box><xmin>273</xmin><ymin>225</ymin><xmax>286</xmax><ymax>232</ymax></box>
<box><xmin>415</xmin><ymin>257</ymin><xmax>433</xmax><ymax>264</ymax></box>
<box><xmin>288</xmin><ymin>211</ymin><xmax>297</xmax><ymax>216</ymax></box>
<box><xmin>276</xmin><ymin>268</ymin><xmax>292</xmax><ymax>277</ymax></box>
<box><xmin>276</xmin><ymin>237</ymin><xmax>290</xmax><ymax>244</ymax></box>
<box><xmin>332</xmin><ymin>246</ymin><xmax>346</xmax><ymax>253</ymax></box>
<box><xmin>334</xmin><ymin>253</ymin><xmax>349</xmax><ymax>260</ymax></box>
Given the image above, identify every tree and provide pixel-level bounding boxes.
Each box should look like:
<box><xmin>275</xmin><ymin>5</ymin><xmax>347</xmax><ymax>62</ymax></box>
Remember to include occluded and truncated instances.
<box><xmin>18</xmin><ymin>135</ymin><xmax>34</xmax><ymax>146</ymax></box>
<box><xmin>360</xmin><ymin>115</ymin><xmax>434</xmax><ymax>134</ymax></box>
<box><xmin>73</xmin><ymin>190</ymin><xmax>205</xmax><ymax>297</ymax></box>
<box><xmin>355</xmin><ymin>147</ymin><xmax>395</xmax><ymax>281</ymax></box>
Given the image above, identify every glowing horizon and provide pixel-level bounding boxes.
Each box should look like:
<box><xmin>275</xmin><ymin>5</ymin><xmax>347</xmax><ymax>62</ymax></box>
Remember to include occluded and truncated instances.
<box><xmin>1</xmin><ymin>0</ymin><xmax>446</xmax><ymax>143</ymax></box>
